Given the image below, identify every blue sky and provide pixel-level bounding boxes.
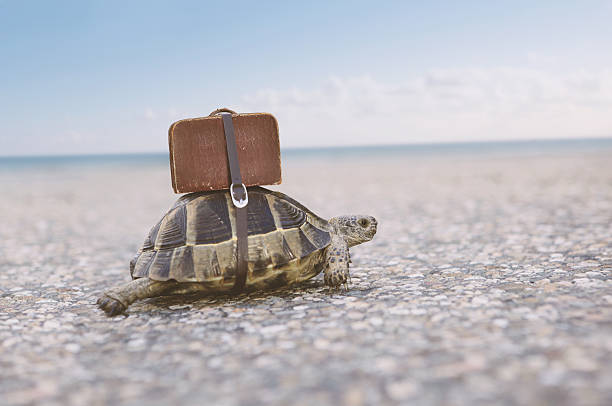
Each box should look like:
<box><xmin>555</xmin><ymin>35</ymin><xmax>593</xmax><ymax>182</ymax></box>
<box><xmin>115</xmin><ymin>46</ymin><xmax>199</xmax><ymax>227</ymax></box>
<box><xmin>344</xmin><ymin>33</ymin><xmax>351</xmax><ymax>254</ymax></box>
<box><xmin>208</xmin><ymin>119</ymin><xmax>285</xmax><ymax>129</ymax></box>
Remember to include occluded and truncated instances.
<box><xmin>1</xmin><ymin>0</ymin><xmax>611</xmax><ymax>156</ymax></box>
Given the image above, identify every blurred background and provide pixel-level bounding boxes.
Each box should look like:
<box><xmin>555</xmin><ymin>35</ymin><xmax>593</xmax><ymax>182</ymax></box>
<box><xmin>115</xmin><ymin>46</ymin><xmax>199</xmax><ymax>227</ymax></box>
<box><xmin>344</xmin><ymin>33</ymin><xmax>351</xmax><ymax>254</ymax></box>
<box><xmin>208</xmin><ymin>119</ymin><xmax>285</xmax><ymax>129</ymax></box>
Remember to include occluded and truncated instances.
<box><xmin>1</xmin><ymin>0</ymin><xmax>611</xmax><ymax>156</ymax></box>
<box><xmin>1</xmin><ymin>2</ymin><xmax>612</xmax><ymax>405</ymax></box>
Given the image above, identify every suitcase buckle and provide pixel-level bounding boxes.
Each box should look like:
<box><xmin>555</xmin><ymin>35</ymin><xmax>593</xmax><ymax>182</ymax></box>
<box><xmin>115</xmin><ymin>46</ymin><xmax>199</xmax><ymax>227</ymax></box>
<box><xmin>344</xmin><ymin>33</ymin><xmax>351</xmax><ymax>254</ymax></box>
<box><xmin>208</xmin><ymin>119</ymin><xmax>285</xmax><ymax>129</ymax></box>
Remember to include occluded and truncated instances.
<box><xmin>230</xmin><ymin>183</ymin><xmax>249</xmax><ymax>208</ymax></box>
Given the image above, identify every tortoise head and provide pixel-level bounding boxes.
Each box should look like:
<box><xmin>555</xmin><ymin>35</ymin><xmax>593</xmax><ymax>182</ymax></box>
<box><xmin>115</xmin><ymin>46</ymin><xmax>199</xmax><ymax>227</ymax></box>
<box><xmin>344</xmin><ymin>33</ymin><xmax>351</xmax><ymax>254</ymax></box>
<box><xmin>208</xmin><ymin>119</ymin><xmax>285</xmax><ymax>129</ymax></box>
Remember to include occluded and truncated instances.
<box><xmin>329</xmin><ymin>215</ymin><xmax>378</xmax><ymax>247</ymax></box>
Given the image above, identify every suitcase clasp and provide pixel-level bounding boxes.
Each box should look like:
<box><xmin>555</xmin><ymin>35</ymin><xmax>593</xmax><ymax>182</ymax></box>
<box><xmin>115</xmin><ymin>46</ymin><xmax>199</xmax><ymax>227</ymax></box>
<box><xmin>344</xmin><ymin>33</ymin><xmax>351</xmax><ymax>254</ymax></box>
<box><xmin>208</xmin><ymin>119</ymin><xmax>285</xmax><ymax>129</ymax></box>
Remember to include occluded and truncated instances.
<box><xmin>230</xmin><ymin>183</ymin><xmax>249</xmax><ymax>208</ymax></box>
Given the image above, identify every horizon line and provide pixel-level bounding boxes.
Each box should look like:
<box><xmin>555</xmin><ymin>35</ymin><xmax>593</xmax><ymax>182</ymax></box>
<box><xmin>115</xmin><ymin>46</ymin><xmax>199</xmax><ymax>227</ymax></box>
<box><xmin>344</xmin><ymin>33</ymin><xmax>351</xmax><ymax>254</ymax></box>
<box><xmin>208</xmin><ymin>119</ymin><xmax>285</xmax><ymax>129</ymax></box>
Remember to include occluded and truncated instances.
<box><xmin>1</xmin><ymin>136</ymin><xmax>611</xmax><ymax>159</ymax></box>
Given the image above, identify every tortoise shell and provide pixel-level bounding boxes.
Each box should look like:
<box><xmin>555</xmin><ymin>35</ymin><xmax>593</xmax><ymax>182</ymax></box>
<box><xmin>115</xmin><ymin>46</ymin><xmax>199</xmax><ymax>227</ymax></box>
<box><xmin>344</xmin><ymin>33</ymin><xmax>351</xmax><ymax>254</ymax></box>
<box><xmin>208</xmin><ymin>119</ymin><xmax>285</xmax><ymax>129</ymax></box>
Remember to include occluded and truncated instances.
<box><xmin>129</xmin><ymin>187</ymin><xmax>332</xmax><ymax>289</ymax></box>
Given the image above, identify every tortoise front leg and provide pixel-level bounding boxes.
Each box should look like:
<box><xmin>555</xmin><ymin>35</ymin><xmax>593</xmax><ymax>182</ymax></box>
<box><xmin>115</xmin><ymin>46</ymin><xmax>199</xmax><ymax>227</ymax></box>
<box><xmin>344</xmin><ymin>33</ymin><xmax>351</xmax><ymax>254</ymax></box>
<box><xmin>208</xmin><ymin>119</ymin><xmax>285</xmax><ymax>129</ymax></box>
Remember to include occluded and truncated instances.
<box><xmin>97</xmin><ymin>278</ymin><xmax>178</xmax><ymax>316</ymax></box>
<box><xmin>324</xmin><ymin>235</ymin><xmax>351</xmax><ymax>289</ymax></box>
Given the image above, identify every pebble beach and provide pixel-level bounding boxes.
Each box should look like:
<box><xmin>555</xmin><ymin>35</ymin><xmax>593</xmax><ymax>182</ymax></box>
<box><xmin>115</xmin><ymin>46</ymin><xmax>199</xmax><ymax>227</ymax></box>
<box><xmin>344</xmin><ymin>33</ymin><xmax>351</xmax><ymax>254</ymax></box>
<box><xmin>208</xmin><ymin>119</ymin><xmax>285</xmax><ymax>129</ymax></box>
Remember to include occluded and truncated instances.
<box><xmin>1</xmin><ymin>143</ymin><xmax>611</xmax><ymax>405</ymax></box>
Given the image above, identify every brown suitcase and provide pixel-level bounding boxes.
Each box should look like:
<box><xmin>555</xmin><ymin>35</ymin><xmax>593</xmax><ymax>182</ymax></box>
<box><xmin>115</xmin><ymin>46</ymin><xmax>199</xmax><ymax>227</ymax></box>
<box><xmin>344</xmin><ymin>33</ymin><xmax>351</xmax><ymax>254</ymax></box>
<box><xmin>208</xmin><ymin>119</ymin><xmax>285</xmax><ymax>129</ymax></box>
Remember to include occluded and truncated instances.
<box><xmin>168</xmin><ymin>109</ymin><xmax>282</xmax><ymax>193</ymax></box>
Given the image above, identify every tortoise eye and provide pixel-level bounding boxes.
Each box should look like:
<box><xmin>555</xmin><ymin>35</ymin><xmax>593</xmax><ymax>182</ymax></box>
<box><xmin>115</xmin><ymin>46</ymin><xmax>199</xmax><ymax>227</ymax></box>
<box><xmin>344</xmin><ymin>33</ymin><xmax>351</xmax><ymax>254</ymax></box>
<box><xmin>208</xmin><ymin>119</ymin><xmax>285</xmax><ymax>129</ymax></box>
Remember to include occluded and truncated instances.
<box><xmin>358</xmin><ymin>218</ymin><xmax>369</xmax><ymax>228</ymax></box>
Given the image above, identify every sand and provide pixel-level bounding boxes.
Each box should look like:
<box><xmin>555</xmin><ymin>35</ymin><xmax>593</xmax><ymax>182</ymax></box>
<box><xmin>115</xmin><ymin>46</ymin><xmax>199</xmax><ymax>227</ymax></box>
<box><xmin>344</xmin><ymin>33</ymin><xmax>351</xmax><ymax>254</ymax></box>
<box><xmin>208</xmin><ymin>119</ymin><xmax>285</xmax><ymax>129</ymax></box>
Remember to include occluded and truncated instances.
<box><xmin>0</xmin><ymin>150</ymin><xmax>611</xmax><ymax>405</ymax></box>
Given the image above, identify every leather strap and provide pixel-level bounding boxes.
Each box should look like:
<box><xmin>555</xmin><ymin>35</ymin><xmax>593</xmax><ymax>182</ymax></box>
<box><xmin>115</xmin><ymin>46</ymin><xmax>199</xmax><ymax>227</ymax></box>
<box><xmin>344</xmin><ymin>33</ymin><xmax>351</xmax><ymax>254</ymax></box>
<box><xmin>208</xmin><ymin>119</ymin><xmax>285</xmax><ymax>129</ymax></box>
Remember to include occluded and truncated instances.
<box><xmin>219</xmin><ymin>112</ymin><xmax>248</xmax><ymax>292</ymax></box>
<box><xmin>233</xmin><ymin>203</ymin><xmax>248</xmax><ymax>292</ymax></box>
<box><xmin>221</xmin><ymin>113</ymin><xmax>243</xmax><ymax>186</ymax></box>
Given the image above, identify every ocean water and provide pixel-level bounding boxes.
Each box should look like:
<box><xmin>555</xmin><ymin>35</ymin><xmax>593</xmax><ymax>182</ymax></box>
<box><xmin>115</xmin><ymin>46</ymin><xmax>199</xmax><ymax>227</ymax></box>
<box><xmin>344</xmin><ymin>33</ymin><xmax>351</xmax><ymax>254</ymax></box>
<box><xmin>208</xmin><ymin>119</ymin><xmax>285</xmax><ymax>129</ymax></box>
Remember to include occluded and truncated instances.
<box><xmin>1</xmin><ymin>138</ymin><xmax>611</xmax><ymax>171</ymax></box>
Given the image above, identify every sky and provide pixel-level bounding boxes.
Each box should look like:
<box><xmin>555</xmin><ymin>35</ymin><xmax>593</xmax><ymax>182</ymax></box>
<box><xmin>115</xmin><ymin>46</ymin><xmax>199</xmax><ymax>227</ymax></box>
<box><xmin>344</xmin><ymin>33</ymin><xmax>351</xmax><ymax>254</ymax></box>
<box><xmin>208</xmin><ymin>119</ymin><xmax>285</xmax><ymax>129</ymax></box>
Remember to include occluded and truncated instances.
<box><xmin>1</xmin><ymin>0</ymin><xmax>612</xmax><ymax>156</ymax></box>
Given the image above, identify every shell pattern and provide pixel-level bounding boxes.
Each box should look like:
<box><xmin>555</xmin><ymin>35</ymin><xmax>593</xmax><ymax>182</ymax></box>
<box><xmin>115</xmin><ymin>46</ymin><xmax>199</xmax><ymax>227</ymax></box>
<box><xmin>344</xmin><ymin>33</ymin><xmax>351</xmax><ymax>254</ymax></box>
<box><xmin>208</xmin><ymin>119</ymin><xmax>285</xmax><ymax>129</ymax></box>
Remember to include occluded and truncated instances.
<box><xmin>130</xmin><ymin>187</ymin><xmax>332</xmax><ymax>286</ymax></box>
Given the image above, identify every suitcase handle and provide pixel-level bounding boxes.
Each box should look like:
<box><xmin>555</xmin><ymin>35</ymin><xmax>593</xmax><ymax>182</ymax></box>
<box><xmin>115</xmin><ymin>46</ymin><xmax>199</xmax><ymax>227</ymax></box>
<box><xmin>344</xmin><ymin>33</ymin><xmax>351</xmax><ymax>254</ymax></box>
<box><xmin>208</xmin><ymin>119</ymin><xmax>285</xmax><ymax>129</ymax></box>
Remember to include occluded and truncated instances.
<box><xmin>209</xmin><ymin>108</ymin><xmax>237</xmax><ymax>116</ymax></box>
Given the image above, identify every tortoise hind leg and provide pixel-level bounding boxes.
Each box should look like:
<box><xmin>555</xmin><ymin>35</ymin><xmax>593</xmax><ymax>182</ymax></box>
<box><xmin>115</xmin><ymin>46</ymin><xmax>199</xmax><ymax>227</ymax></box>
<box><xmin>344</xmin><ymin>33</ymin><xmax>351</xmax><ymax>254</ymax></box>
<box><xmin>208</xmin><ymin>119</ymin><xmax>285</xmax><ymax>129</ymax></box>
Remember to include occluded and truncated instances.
<box><xmin>97</xmin><ymin>278</ymin><xmax>178</xmax><ymax>316</ymax></box>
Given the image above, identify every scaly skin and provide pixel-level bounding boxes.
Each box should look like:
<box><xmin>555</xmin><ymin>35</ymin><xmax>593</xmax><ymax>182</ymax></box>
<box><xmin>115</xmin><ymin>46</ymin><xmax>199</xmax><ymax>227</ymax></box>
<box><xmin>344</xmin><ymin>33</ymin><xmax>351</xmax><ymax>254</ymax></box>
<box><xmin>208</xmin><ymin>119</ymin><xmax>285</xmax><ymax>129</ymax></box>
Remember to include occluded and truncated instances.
<box><xmin>323</xmin><ymin>235</ymin><xmax>351</xmax><ymax>288</ymax></box>
<box><xmin>97</xmin><ymin>279</ymin><xmax>178</xmax><ymax>316</ymax></box>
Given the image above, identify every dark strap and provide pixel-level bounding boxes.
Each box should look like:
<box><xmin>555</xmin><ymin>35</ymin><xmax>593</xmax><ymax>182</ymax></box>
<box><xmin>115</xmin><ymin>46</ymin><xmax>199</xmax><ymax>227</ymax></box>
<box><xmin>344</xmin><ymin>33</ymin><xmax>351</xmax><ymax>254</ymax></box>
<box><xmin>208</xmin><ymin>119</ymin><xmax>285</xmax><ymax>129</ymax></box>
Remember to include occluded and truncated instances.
<box><xmin>219</xmin><ymin>112</ymin><xmax>248</xmax><ymax>292</ymax></box>
<box><xmin>221</xmin><ymin>113</ymin><xmax>243</xmax><ymax>186</ymax></box>
<box><xmin>234</xmin><ymin>204</ymin><xmax>248</xmax><ymax>291</ymax></box>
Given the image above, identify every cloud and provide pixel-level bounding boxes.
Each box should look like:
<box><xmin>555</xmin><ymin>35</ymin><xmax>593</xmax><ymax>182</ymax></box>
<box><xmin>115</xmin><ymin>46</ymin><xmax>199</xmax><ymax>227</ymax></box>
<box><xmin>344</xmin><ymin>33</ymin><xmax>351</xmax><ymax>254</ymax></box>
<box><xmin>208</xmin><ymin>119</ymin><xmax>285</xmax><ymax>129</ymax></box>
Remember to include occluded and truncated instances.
<box><xmin>239</xmin><ymin>68</ymin><xmax>612</xmax><ymax>147</ymax></box>
<box><xmin>144</xmin><ymin>108</ymin><xmax>155</xmax><ymax>120</ymax></box>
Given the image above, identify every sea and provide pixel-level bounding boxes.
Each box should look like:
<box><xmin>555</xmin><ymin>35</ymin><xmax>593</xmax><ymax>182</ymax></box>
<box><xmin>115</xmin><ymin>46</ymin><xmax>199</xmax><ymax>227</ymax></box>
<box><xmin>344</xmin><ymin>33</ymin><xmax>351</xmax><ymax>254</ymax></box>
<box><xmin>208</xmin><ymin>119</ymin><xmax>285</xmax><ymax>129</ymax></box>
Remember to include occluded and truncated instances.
<box><xmin>1</xmin><ymin>138</ymin><xmax>611</xmax><ymax>171</ymax></box>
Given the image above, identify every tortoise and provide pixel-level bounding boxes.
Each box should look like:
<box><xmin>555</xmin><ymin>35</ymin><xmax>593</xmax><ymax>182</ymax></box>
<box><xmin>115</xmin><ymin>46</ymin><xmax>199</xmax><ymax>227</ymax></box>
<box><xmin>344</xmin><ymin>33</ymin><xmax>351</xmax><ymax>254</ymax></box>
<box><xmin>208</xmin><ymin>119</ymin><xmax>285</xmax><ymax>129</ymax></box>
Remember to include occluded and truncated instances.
<box><xmin>97</xmin><ymin>186</ymin><xmax>377</xmax><ymax>316</ymax></box>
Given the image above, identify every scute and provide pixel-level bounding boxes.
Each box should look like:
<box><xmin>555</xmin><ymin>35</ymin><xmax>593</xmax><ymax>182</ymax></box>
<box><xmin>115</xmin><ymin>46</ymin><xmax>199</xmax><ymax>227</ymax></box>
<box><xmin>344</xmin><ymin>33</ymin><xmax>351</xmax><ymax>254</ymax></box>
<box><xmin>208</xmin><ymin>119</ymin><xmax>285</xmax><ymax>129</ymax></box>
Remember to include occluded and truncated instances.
<box><xmin>245</xmin><ymin>192</ymin><xmax>276</xmax><ymax>236</ymax></box>
<box><xmin>187</xmin><ymin>194</ymin><xmax>232</xmax><ymax>245</ymax></box>
<box><xmin>282</xmin><ymin>228</ymin><xmax>318</xmax><ymax>259</ymax></box>
<box><xmin>300</xmin><ymin>222</ymin><xmax>331</xmax><ymax>247</ymax></box>
<box><xmin>132</xmin><ymin>250</ymin><xmax>155</xmax><ymax>278</ymax></box>
<box><xmin>132</xmin><ymin>187</ymin><xmax>332</xmax><ymax>283</ymax></box>
<box><xmin>142</xmin><ymin>220</ymin><xmax>162</xmax><ymax>251</ymax></box>
<box><xmin>272</xmin><ymin>197</ymin><xmax>306</xmax><ymax>229</ymax></box>
<box><xmin>155</xmin><ymin>205</ymin><xmax>187</xmax><ymax>249</ymax></box>
<box><xmin>192</xmin><ymin>244</ymin><xmax>223</xmax><ymax>280</ymax></box>
<box><xmin>168</xmin><ymin>246</ymin><xmax>196</xmax><ymax>281</ymax></box>
<box><xmin>148</xmin><ymin>249</ymin><xmax>173</xmax><ymax>279</ymax></box>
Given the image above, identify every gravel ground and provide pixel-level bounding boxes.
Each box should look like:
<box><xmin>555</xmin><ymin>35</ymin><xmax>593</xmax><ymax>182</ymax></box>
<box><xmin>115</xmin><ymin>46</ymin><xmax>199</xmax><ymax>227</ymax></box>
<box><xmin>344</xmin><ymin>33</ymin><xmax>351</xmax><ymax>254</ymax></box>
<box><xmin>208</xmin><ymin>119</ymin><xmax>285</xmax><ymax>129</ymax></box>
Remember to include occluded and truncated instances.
<box><xmin>1</xmin><ymin>151</ymin><xmax>611</xmax><ymax>405</ymax></box>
